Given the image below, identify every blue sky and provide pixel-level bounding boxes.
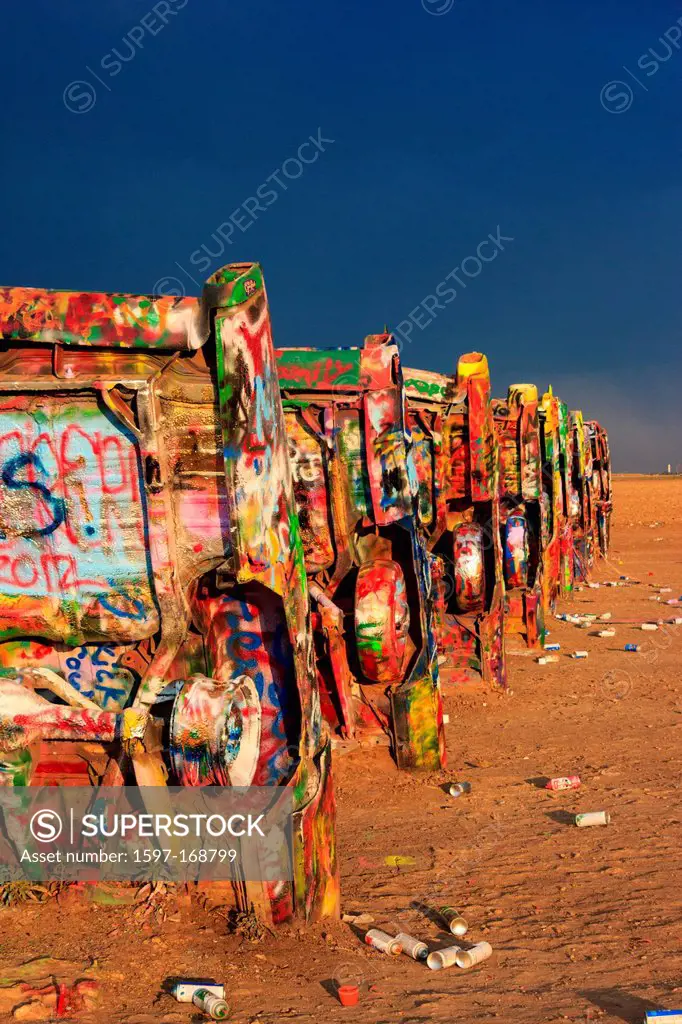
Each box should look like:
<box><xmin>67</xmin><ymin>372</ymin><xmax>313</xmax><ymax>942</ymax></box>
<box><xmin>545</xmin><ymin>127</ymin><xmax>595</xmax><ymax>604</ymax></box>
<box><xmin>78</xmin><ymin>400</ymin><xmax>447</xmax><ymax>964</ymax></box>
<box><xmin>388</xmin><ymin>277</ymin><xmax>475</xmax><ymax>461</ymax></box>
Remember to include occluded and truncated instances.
<box><xmin>1</xmin><ymin>0</ymin><xmax>681</xmax><ymax>470</ymax></box>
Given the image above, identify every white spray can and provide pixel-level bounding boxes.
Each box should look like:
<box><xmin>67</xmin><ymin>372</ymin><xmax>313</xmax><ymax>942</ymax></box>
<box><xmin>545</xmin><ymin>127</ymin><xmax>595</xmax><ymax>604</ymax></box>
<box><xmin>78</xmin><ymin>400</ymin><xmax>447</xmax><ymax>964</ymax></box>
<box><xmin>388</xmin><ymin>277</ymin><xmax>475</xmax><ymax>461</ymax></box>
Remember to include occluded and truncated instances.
<box><xmin>395</xmin><ymin>932</ymin><xmax>429</xmax><ymax>961</ymax></box>
<box><xmin>575</xmin><ymin>811</ymin><xmax>610</xmax><ymax>827</ymax></box>
<box><xmin>456</xmin><ymin>942</ymin><xmax>493</xmax><ymax>969</ymax></box>
<box><xmin>426</xmin><ymin>945</ymin><xmax>462</xmax><ymax>970</ymax></box>
<box><xmin>365</xmin><ymin>929</ymin><xmax>402</xmax><ymax>955</ymax></box>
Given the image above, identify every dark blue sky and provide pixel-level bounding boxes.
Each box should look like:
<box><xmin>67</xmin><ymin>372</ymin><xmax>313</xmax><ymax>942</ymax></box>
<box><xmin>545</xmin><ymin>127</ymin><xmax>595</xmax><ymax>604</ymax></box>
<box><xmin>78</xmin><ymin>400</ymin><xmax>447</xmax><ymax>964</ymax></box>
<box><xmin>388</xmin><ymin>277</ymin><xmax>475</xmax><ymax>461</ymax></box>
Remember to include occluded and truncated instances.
<box><xmin>1</xmin><ymin>0</ymin><xmax>680</xmax><ymax>470</ymax></box>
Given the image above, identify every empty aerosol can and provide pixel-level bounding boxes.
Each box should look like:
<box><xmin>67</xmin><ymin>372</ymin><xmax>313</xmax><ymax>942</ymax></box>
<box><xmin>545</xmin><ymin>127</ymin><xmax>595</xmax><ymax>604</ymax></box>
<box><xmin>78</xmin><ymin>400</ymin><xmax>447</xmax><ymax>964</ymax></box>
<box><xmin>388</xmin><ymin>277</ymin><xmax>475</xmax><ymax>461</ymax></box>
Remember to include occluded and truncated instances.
<box><xmin>456</xmin><ymin>942</ymin><xmax>493</xmax><ymax>969</ymax></box>
<box><xmin>545</xmin><ymin>642</ymin><xmax>561</xmax><ymax>651</ymax></box>
<box><xmin>572</xmin><ymin>651</ymin><xmax>588</xmax><ymax>659</ymax></box>
<box><xmin>439</xmin><ymin>907</ymin><xmax>468</xmax><ymax>937</ymax></box>
<box><xmin>174</xmin><ymin>983</ymin><xmax>225</xmax><ymax>1004</ymax></box>
<box><xmin>365</xmin><ymin>929</ymin><xmax>402</xmax><ymax>955</ymax></box>
<box><xmin>537</xmin><ymin>655</ymin><xmax>559</xmax><ymax>664</ymax></box>
<box><xmin>624</xmin><ymin>644</ymin><xmax>640</xmax><ymax>652</ymax></box>
<box><xmin>595</xmin><ymin>629</ymin><xmax>616</xmax><ymax>638</ymax></box>
<box><xmin>192</xmin><ymin>989</ymin><xmax>230</xmax><ymax>1020</ymax></box>
<box><xmin>545</xmin><ymin>776</ymin><xmax>581</xmax><ymax>792</ymax></box>
<box><xmin>575</xmin><ymin>811</ymin><xmax>610</xmax><ymax>827</ymax></box>
<box><xmin>395</xmin><ymin>932</ymin><xmax>429</xmax><ymax>961</ymax></box>
<box><xmin>426</xmin><ymin>945</ymin><xmax>462</xmax><ymax>970</ymax></box>
<box><xmin>641</xmin><ymin>623</ymin><xmax>658</xmax><ymax>631</ymax></box>
<box><xmin>449</xmin><ymin>782</ymin><xmax>472</xmax><ymax>797</ymax></box>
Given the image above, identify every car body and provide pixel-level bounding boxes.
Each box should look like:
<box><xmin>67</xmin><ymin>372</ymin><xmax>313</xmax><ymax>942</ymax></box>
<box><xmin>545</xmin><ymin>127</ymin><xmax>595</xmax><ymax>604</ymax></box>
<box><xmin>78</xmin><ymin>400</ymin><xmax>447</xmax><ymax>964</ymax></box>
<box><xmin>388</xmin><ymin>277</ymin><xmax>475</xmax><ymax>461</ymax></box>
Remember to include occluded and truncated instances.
<box><xmin>0</xmin><ymin>262</ymin><xmax>338</xmax><ymax>924</ymax></box>
<box><xmin>276</xmin><ymin>335</ymin><xmax>445</xmax><ymax>771</ymax></box>
<box><xmin>404</xmin><ymin>353</ymin><xmax>506</xmax><ymax>688</ymax></box>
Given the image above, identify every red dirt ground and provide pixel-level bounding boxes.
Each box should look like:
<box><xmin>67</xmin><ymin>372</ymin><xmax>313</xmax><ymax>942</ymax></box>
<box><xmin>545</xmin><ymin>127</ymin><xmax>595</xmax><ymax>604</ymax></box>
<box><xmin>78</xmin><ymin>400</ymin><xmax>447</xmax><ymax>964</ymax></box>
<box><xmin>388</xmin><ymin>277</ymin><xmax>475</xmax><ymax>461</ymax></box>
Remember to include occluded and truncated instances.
<box><xmin>0</xmin><ymin>475</ymin><xmax>680</xmax><ymax>1024</ymax></box>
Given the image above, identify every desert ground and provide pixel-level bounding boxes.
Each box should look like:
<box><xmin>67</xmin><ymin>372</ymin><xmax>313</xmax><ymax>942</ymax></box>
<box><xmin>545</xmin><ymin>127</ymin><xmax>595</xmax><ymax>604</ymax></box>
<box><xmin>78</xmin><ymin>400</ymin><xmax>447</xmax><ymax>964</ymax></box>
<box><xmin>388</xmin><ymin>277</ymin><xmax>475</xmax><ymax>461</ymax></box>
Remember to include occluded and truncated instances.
<box><xmin>0</xmin><ymin>474</ymin><xmax>680</xmax><ymax>1024</ymax></box>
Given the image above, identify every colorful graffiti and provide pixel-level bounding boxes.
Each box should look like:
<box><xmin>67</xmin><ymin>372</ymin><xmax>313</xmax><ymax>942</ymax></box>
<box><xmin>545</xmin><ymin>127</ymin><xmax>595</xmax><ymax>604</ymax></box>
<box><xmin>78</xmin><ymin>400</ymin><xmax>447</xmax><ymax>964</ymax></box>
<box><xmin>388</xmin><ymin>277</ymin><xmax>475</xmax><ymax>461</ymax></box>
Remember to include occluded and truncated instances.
<box><xmin>404</xmin><ymin>353</ymin><xmax>506</xmax><ymax>690</ymax></box>
<box><xmin>276</xmin><ymin>335</ymin><xmax>445</xmax><ymax>771</ymax></box>
<box><xmin>0</xmin><ymin>262</ymin><xmax>338</xmax><ymax>925</ymax></box>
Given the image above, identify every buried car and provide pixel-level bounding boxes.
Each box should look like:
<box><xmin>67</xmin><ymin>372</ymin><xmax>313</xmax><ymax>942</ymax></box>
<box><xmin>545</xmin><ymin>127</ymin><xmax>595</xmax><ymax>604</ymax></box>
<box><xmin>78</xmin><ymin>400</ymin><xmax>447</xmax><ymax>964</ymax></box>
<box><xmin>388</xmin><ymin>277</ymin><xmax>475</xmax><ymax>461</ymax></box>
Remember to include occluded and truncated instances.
<box><xmin>0</xmin><ymin>262</ymin><xmax>338</xmax><ymax>924</ymax></box>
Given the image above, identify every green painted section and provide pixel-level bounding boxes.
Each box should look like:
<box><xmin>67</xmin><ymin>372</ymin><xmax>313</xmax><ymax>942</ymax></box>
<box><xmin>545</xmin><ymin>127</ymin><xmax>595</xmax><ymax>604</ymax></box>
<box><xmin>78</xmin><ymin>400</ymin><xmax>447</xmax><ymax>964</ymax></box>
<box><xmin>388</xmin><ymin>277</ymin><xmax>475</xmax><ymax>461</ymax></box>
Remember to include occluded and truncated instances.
<box><xmin>404</xmin><ymin>376</ymin><xmax>449</xmax><ymax>399</ymax></box>
<box><xmin>276</xmin><ymin>348</ymin><xmax>363</xmax><ymax>389</ymax></box>
<box><xmin>209</xmin><ymin>264</ymin><xmax>264</xmax><ymax>307</ymax></box>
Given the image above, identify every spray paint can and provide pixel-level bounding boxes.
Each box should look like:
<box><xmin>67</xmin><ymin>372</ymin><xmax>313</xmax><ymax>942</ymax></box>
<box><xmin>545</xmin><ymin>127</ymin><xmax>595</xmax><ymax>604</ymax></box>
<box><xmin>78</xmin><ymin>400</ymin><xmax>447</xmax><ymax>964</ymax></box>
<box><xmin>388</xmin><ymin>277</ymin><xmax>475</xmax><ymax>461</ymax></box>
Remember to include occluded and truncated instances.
<box><xmin>575</xmin><ymin>811</ymin><xmax>610</xmax><ymax>827</ymax></box>
<box><xmin>624</xmin><ymin>644</ymin><xmax>640</xmax><ymax>652</ymax></box>
<box><xmin>456</xmin><ymin>942</ymin><xmax>493</xmax><ymax>969</ymax></box>
<box><xmin>545</xmin><ymin>776</ymin><xmax>581</xmax><ymax>792</ymax></box>
<box><xmin>192</xmin><ymin>989</ymin><xmax>230</xmax><ymax>1019</ymax></box>
<box><xmin>448</xmin><ymin>782</ymin><xmax>471</xmax><ymax>797</ymax></box>
<box><xmin>571</xmin><ymin>651</ymin><xmax>588</xmax><ymax>659</ymax></box>
<box><xmin>426</xmin><ymin>945</ymin><xmax>462</xmax><ymax>970</ymax></box>
<box><xmin>545</xmin><ymin>642</ymin><xmax>561</xmax><ymax>651</ymax></box>
<box><xmin>395</xmin><ymin>932</ymin><xmax>429</xmax><ymax>961</ymax></box>
<box><xmin>641</xmin><ymin>623</ymin><xmax>658</xmax><ymax>631</ymax></box>
<box><xmin>537</xmin><ymin>656</ymin><xmax>559</xmax><ymax>664</ymax></box>
<box><xmin>595</xmin><ymin>629</ymin><xmax>615</xmax><ymax>637</ymax></box>
<box><xmin>365</xmin><ymin>929</ymin><xmax>402</xmax><ymax>955</ymax></box>
<box><xmin>599</xmin><ymin>612</ymin><xmax>612</xmax><ymax>620</ymax></box>
<box><xmin>586</xmin><ymin>582</ymin><xmax>600</xmax><ymax>589</ymax></box>
<box><xmin>438</xmin><ymin>907</ymin><xmax>468</xmax><ymax>937</ymax></box>
<box><xmin>174</xmin><ymin>983</ymin><xmax>225</xmax><ymax>1003</ymax></box>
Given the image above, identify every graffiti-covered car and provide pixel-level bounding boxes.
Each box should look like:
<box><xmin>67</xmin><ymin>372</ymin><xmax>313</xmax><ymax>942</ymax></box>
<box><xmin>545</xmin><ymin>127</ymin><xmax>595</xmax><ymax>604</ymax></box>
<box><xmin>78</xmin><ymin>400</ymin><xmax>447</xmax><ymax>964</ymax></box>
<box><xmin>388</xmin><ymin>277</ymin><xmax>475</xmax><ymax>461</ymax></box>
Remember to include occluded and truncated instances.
<box><xmin>568</xmin><ymin>409</ymin><xmax>596</xmax><ymax>582</ymax></box>
<box><xmin>403</xmin><ymin>353</ymin><xmax>506</xmax><ymax>689</ymax></box>
<box><xmin>586</xmin><ymin>420</ymin><xmax>612</xmax><ymax>558</ymax></box>
<box><xmin>492</xmin><ymin>384</ymin><xmax>544</xmax><ymax>648</ymax></box>
<box><xmin>276</xmin><ymin>335</ymin><xmax>445</xmax><ymax>771</ymax></box>
<box><xmin>0</xmin><ymin>262</ymin><xmax>338</xmax><ymax>923</ymax></box>
<box><xmin>538</xmin><ymin>387</ymin><xmax>574</xmax><ymax>611</ymax></box>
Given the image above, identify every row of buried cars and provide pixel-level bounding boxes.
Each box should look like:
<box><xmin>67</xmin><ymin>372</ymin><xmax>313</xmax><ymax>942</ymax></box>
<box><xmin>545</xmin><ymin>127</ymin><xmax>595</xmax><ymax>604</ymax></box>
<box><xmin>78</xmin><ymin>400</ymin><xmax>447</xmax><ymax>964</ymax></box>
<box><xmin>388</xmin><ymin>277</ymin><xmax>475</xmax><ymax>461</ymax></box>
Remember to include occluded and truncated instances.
<box><xmin>0</xmin><ymin>263</ymin><xmax>611</xmax><ymax>925</ymax></box>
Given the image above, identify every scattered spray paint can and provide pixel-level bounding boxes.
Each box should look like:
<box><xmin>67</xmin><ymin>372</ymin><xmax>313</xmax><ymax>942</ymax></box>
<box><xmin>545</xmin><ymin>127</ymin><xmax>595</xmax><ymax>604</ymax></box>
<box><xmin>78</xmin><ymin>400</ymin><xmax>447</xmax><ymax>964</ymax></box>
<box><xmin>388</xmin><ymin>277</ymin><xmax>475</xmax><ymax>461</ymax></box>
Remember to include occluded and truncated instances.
<box><xmin>438</xmin><ymin>907</ymin><xmax>468</xmax><ymax>937</ymax></box>
<box><xmin>571</xmin><ymin>651</ymin><xmax>588</xmax><ymax>659</ymax></box>
<box><xmin>191</xmin><ymin>990</ymin><xmax>230</xmax><ymax>1020</ymax></box>
<box><xmin>174</xmin><ymin>984</ymin><xmax>225</xmax><ymax>1003</ymax></box>
<box><xmin>575</xmin><ymin>811</ymin><xmax>610</xmax><ymax>827</ymax></box>
<box><xmin>599</xmin><ymin>612</ymin><xmax>612</xmax><ymax>620</ymax></box>
<box><xmin>395</xmin><ymin>933</ymin><xmax>429</xmax><ymax>961</ymax></box>
<box><xmin>537</xmin><ymin>655</ymin><xmax>559</xmax><ymax>664</ymax></box>
<box><xmin>641</xmin><ymin>623</ymin><xmax>658</xmax><ymax>631</ymax></box>
<box><xmin>426</xmin><ymin>945</ymin><xmax>462</xmax><ymax>971</ymax></box>
<box><xmin>449</xmin><ymin>782</ymin><xmax>472</xmax><ymax>797</ymax></box>
<box><xmin>545</xmin><ymin>776</ymin><xmax>581</xmax><ymax>792</ymax></box>
<box><xmin>545</xmin><ymin>642</ymin><xmax>561</xmax><ymax>651</ymax></box>
<box><xmin>456</xmin><ymin>942</ymin><xmax>493</xmax><ymax>969</ymax></box>
<box><xmin>595</xmin><ymin>629</ymin><xmax>616</xmax><ymax>638</ymax></box>
<box><xmin>365</xmin><ymin>929</ymin><xmax>402</xmax><ymax>955</ymax></box>
<box><xmin>624</xmin><ymin>644</ymin><xmax>640</xmax><ymax>652</ymax></box>
<box><xmin>643</xmin><ymin>1011</ymin><xmax>682</xmax><ymax>1022</ymax></box>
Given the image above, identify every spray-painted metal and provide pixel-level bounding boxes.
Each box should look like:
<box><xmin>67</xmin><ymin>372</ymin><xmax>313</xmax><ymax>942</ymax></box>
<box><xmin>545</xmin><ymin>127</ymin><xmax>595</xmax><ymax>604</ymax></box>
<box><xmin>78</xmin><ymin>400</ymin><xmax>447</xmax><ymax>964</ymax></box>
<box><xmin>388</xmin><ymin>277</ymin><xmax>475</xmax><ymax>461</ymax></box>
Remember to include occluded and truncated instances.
<box><xmin>403</xmin><ymin>354</ymin><xmax>506</xmax><ymax>690</ymax></box>
<box><xmin>275</xmin><ymin>336</ymin><xmax>445</xmax><ymax>771</ymax></box>
<box><xmin>538</xmin><ymin>388</ymin><xmax>574</xmax><ymax>609</ymax></box>
<box><xmin>0</xmin><ymin>263</ymin><xmax>338</xmax><ymax>924</ymax></box>
<box><xmin>492</xmin><ymin>384</ymin><xmax>545</xmax><ymax>648</ymax></box>
<box><xmin>586</xmin><ymin>420</ymin><xmax>612</xmax><ymax>559</ymax></box>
